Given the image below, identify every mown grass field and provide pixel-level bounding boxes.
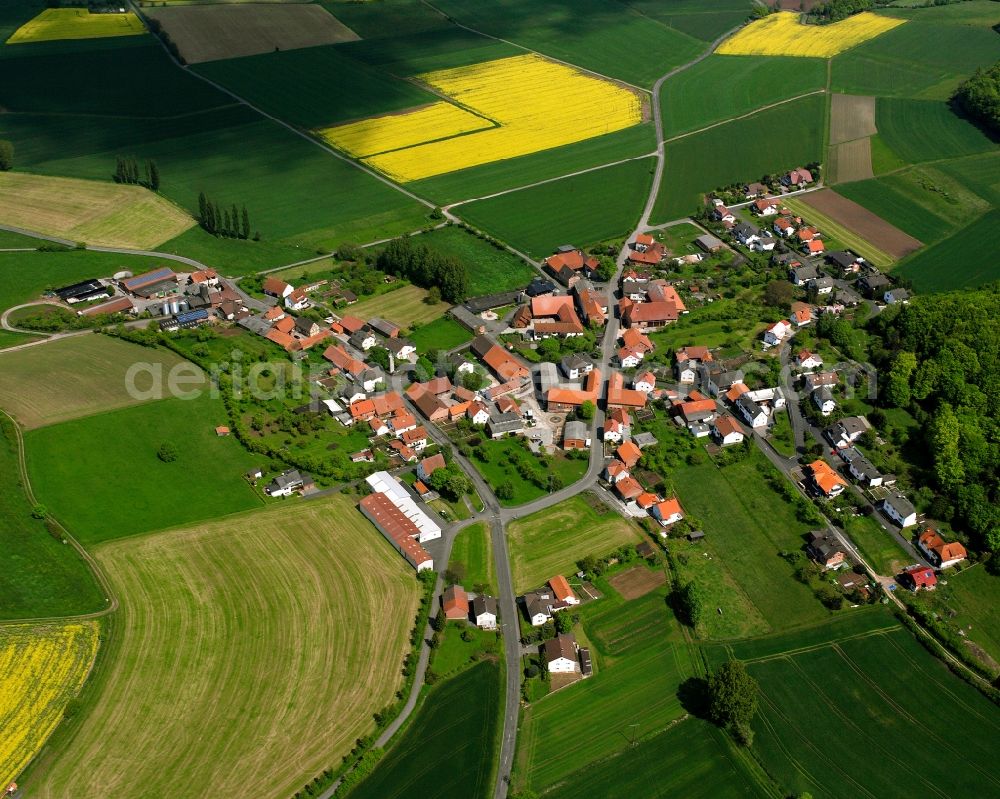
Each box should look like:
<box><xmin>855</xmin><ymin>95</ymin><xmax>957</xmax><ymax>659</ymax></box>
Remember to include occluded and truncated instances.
<box><xmin>349</xmin><ymin>284</ymin><xmax>447</xmax><ymax>329</ymax></box>
<box><xmin>916</xmin><ymin>564</ymin><xmax>1000</xmax><ymax>670</ymax></box>
<box><xmin>419</xmin><ymin>226</ymin><xmax>537</xmax><ymax>296</ymax></box>
<box><xmin>876</xmin><ymin>98</ymin><xmax>997</xmax><ymax>165</ymax></box>
<box><xmin>195</xmin><ymin>45</ymin><xmax>435</xmax><ymax>128</ymax></box>
<box><xmin>0</xmin><ymin>335</ymin><xmax>199</xmax><ymax>429</ymax></box>
<box><xmin>707</xmin><ymin>611</ymin><xmax>1000</xmax><ymax>799</ymax></box>
<box><xmin>23</xmin><ymin>497</ymin><xmax>421</xmax><ymax>799</ymax></box>
<box><xmin>432</xmin><ymin>0</ymin><xmax>705</xmax><ymax>87</ymax></box>
<box><xmin>408</xmin><ymin>315</ymin><xmax>473</xmax><ymax>352</ymax></box>
<box><xmin>26</xmin><ymin>392</ymin><xmax>263</xmax><ymax>544</ymax></box>
<box><xmin>7</xmin><ymin>8</ymin><xmax>144</xmax><ymax>43</ymax></box>
<box><xmin>0</xmin><ymin>622</ymin><xmax>99</xmax><ymax>790</ymax></box>
<box><xmin>515</xmin><ymin>580</ymin><xmax>698</xmax><ymax>793</ymax></box>
<box><xmin>841</xmin><ymin>514</ymin><xmax>910</xmax><ymax>576</ymax></box>
<box><xmin>660</xmin><ymin>55</ymin><xmax>826</xmax><ymax>139</ymax></box>
<box><xmin>0</xmin><ymin>417</ymin><xmax>104</xmax><ymax>619</ymax></box>
<box><xmin>458</xmin><ymin>157</ymin><xmax>654</xmax><ymax>258</ymax></box>
<box><xmin>653</xmin><ymin>94</ymin><xmax>825</xmax><ymax>222</ymax></box>
<box><xmin>549</xmin><ymin>717</ymin><xmax>771</xmax><ymax>798</ymax></box>
<box><xmin>671</xmin><ymin>450</ymin><xmax>831</xmax><ymax>633</ymax></box>
<box><xmin>0</xmin><ymin>172</ymin><xmax>194</xmax><ymax>250</ymax></box>
<box><xmin>895</xmin><ymin>209</ymin><xmax>1000</xmax><ymax>291</ymax></box>
<box><xmin>449</xmin><ymin>521</ymin><xmax>496</xmax><ymax>594</ymax></box>
<box><xmin>507</xmin><ymin>495</ymin><xmax>643</xmax><ymax>593</ymax></box>
<box><xmin>346</xmin><ymin>660</ymin><xmax>501</xmax><ymax>799</ymax></box>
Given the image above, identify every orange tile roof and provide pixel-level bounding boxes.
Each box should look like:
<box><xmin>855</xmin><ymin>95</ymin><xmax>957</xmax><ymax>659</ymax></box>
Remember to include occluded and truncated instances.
<box><xmin>615</xmin><ymin>476</ymin><xmax>643</xmax><ymax>500</ymax></box>
<box><xmin>616</xmin><ymin>441</ymin><xmax>642</xmax><ymax>468</ymax></box>
<box><xmin>339</xmin><ymin>315</ymin><xmax>366</xmax><ymax>333</ymax></box>
<box><xmin>531</xmin><ymin>294</ymin><xmax>575</xmax><ymax>318</ymax></box>
<box><xmin>265</xmin><ymin>328</ymin><xmax>294</xmax><ymax>350</ymax></box>
<box><xmin>549</xmin><ymin>574</ymin><xmax>576</xmax><ymax>603</ymax></box>
<box><xmin>809</xmin><ymin>459</ymin><xmax>847</xmax><ymax>495</ymax></box>
<box><xmin>637</xmin><ymin>492</ymin><xmax>658</xmax><ymax>510</ymax></box>
<box><xmin>675</xmin><ymin>345</ymin><xmax>712</xmax><ymax>363</ymax></box>
<box><xmin>714</xmin><ymin>414</ymin><xmax>743</xmax><ymax>436</ymax></box>
<box><xmin>655</xmin><ymin>498</ymin><xmax>683</xmax><ymax>519</ymax></box>
<box><xmin>621</xmin><ymin>328</ymin><xmax>653</xmax><ymax>352</ymax></box>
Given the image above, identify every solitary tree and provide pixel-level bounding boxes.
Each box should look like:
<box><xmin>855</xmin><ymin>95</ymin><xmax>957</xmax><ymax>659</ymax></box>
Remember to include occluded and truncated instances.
<box><xmin>147</xmin><ymin>159</ymin><xmax>160</xmax><ymax>191</ymax></box>
<box><xmin>708</xmin><ymin>659</ymin><xmax>759</xmax><ymax>746</ymax></box>
<box><xmin>0</xmin><ymin>140</ymin><xmax>13</xmax><ymax>171</ymax></box>
<box><xmin>157</xmin><ymin>442</ymin><xmax>179</xmax><ymax>463</ymax></box>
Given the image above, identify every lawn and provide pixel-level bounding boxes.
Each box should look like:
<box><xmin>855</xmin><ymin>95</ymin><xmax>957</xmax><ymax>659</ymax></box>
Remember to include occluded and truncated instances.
<box><xmin>548</xmin><ymin>717</ymin><xmax>772</xmax><ymax>798</ymax></box>
<box><xmin>842</xmin><ymin>514</ymin><xmax>910</xmax><ymax>576</ymax></box>
<box><xmin>466</xmin><ymin>437</ymin><xmax>589</xmax><ymax>508</ymax></box>
<box><xmin>0</xmin><ymin>172</ymin><xmax>194</xmax><ymax>250</ymax></box>
<box><xmin>660</xmin><ymin>55</ymin><xmax>827</xmax><ymax>139</ymax></box>
<box><xmin>345</xmin><ymin>660</ymin><xmax>501</xmax><ymax>799</ymax></box>
<box><xmin>895</xmin><ymin>209</ymin><xmax>1000</xmax><ymax>292</ymax></box>
<box><xmin>449</xmin><ymin>521</ymin><xmax>496</xmax><ymax>593</ymax></box>
<box><xmin>26</xmin><ymin>392</ymin><xmax>263</xmax><ymax>543</ymax></box>
<box><xmin>783</xmin><ymin>196</ymin><xmax>896</xmax><ymax>268</ymax></box>
<box><xmin>457</xmin><ymin>157</ymin><xmax>654</xmax><ymax>259</ymax></box>
<box><xmin>670</xmin><ymin>449</ymin><xmax>832</xmax><ymax>633</ymax></box>
<box><xmin>709</xmin><ymin>613</ymin><xmax>1000</xmax><ymax>799</ymax></box>
<box><xmin>876</xmin><ymin>98</ymin><xmax>997</xmax><ymax>165</ymax></box>
<box><xmin>431</xmin><ymin>622</ymin><xmax>500</xmax><ymax>678</ymax></box>
<box><xmin>431</xmin><ymin>0</ymin><xmax>706</xmax><ymax>88</ymax></box>
<box><xmin>408</xmin><ymin>315</ymin><xmax>473</xmax><ymax>353</ymax></box>
<box><xmin>0</xmin><ymin>335</ymin><xmax>199</xmax><ymax>429</ymax></box>
<box><xmin>515</xmin><ymin>583</ymin><xmax>697</xmax><ymax>793</ymax></box>
<box><xmin>915</xmin><ymin>564</ymin><xmax>1000</xmax><ymax>672</ymax></box>
<box><xmin>767</xmin><ymin>410</ymin><xmax>796</xmax><ymax>458</ymax></box>
<box><xmin>652</xmin><ymin>93</ymin><xmax>825</xmax><ymax>222</ymax></box>
<box><xmin>349</xmin><ymin>284</ymin><xmax>448</xmax><ymax>329</ymax></box>
<box><xmin>0</xmin><ymin>417</ymin><xmax>104</xmax><ymax>619</ymax></box>
<box><xmin>23</xmin><ymin>496</ymin><xmax>421</xmax><ymax>799</ymax></box>
<box><xmin>194</xmin><ymin>45</ymin><xmax>436</xmax><ymax>128</ymax></box>
<box><xmin>506</xmin><ymin>495</ymin><xmax>643</xmax><ymax>593</ymax></box>
<box><xmin>419</xmin><ymin>225</ymin><xmax>538</xmax><ymax>296</ymax></box>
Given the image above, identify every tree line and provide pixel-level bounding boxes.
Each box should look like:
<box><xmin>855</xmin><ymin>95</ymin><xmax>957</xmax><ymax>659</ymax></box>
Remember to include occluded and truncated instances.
<box><xmin>375</xmin><ymin>237</ymin><xmax>468</xmax><ymax>304</ymax></box>
<box><xmin>115</xmin><ymin>156</ymin><xmax>159</xmax><ymax>191</ymax></box>
<box><xmin>955</xmin><ymin>62</ymin><xmax>1000</xmax><ymax>136</ymax></box>
<box><xmin>198</xmin><ymin>192</ymin><xmax>253</xmax><ymax>240</ymax></box>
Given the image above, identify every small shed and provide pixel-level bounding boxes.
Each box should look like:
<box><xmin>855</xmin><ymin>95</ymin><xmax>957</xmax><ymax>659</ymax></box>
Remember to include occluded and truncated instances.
<box><xmin>687</xmin><ymin>530</ymin><xmax>705</xmax><ymax>541</ymax></box>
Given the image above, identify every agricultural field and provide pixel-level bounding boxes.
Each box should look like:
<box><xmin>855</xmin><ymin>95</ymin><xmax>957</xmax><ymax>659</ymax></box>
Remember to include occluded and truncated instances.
<box><xmin>7</xmin><ymin>8</ymin><xmax>144</xmax><ymax>43</ymax></box>
<box><xmin>506</xmin><ymin>495</ymin><xmax>643</xmax><ymax>593</ymax></box>
<box><xmin>876</xmin><ymin>97</ymin><xmax>997</xmax><ymax>165</ymax></box>
<box><xmin>458</xmin><ymin>156</ymin><xmax>654</xmax><ymax>258</ymax></box>
<box><xmin>145</xmin><ymin>3</ymin><xmax>358</xmax><ymax>63</ymax></box>
<box><xmin>23</xmin><ymin>497</ymin><xmax>421</xmax><ymax>799</ymax></box>
<box><xmin>349</xmin><ymin>284</ymin><xmax>447</xmax><ymax>329</ymax></box>
<box><xmin>708</xmin><ymin>613</ymin><xmax>1000</xmax><ymax>798</ymax></box>
<box><xmin>0</xmin><ymin>417</ymin><xmax>104</xmax><ymax>619</ymax></box>
<box><xmin>26</xmin><ymin>392</ymin><xmax>263</xmax><ymax>544</ymax></box>
<box><xmin>431</xmin><ymin>0</ymin><xmax>706</xmax><ymax>87</ymax></box>
<box><xmin>0</xmin><ymin>173</ymin><xmax>194</xmax><ymax>250</ymax></box>
<box><xmin>829</xmin><ymin>137</ymin><xmax>874</xmax><ymax>184</ymax></box>
<box><xmin>895</xmin><ymin>209</ymin><xmax>1000</xmax><ymax>291</ymax></box>
<box><xmin>717</xmin><ymin>11</ymin><xmax>905</xmax><ymax>58</ymax></box>
<box><xmin>786</xmin><ymin>190</ymin><xmax>922</xmax><ymax>263</ymax></box>
<box><xmin>408</xmin><ymin>315</ymin><xmax>473</xmax><ymax>352</ymax></box>
<box><xmin>660</xmin><ymin>55</ymin><xmax>827</xmax><ymax>139</ymax></box>
<box><xmin>515</xmin><ymin>583</ymin><xmax>698</xmax><ymax>793</ymax></box>
<box><xmin>619</xmin><ymin>0</ymin><xmax>752</xmax><ymax>42</ymax></box>
<box><xmin>448</xmin><ymin>521</ymin><xmax>497</xmax><ymax>594</ymax></box>
<box><xmin>0</xmin><ymin>335</ymin><xmax>200</xmax><ymax>430</ymax></box>
<box><xmin>829</xmin><ymin>94</ymin><xmax>877</xmax><ymax>145</ymax></box>
<box><xmin>194</xmin><ymin>45</ymin><xmax>436</xmax><ymax>129</ymax></box>
<box><xmin>653</xmin><ymin>93</ymin><xmax>824</xmax><ymax>222</ymax></box>
<box><xmin>0</xmin><ymin>622</ymin><xmax>99</xmax><ymax>790</ymax></box>
<box><xmin>671</xmin><ymin>449</ymin><xmax>831</xmax><ymax>633</ymax></box>
<box><xmin>345</xmin><ymin>661</ymin><xmax>501</xmax><ymax>799</ymax></box>
<box><xmin>321</xmin><ymin>0</ymin><xmax>454</xmax><ymax>40</ymax></box>
<box><xmin>419</xmin><ymin>225</ymin><xmax>538</xmax><ymax>295</ymax></box>
<box><xmin>322</xmin><ymin>54</ymin><xmax>644</xmax><ymax>182</ymax></box>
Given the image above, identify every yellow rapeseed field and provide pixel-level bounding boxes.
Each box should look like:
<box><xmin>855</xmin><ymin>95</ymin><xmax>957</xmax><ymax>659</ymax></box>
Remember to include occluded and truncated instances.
<box><xmin>318</xmin><ymin>54</ymin><xmax>643</xmax><ymax>182</ymax></box>
<box><xmin>716</xmin><ymin>11</ymin><xmax>905</xmax><ymax>58</ymax></box>
<box><xmin>7</xmin><ymin>8</ymin><xmax>146</xmax><ymax>44</ymax></box>
<box><xmin>321</xmin><ymin>101</ymin><xmax>493</xmax><ymax>157</ymax></box>
<box><xmin>0</xmin><ymin>623</ymin><xmax>99</xmax><ymax>788</ymax></box>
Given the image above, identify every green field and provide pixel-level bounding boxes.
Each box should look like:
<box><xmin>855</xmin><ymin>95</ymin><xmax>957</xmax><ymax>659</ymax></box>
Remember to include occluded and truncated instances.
<box><xmin>337</xmin><ymin>26</ymin><xmax>520</xmax><ymax>75</ymax></box>
<box><xmin>346</xmin><ymin>660</ymin><xmax>501</xmax><ymax>799</ymax></box>
<box><xmin>916</xmin><ymin>564</ymin><xmax>1000</xmax><ymax>670</ymax></box>
<box><xmin>653</xmin><ymin>94</ymin><xmax>825</xmax><ymax>222</ymax></box>
<box><xmin>466</xmin><ymin>438</ymin><xmax>589</xmax><ymax>507</ymax></box>
<box><xmin>432</xmin><ymin>0</ymin><xmax>705</xmax><ymax>87</ymax></box>
<box><xmin>830</xmin><ymin>5</ymin><xmax>1000</xmax><ymax>99</ymax></box>
<box><xmin>0</xmin><ymin>416</ymin><xmax>104</xmax><ymax>619</ymax></box>
<box><xmin>876</xmin><ymin>98</ymin><xmax>997</xmax><ymax>165</ymax></box>
<box><xmin>707</xmin><ymin>611</ymin><xmax>1000</xmax><ymax>798</ymax></box>
<box><xmin>410</xmin><ymin>124</ymin><xmax>655</xmax><ymax>205</ymax></box>
<box><xmin>660</xmin><ymin>55</ymin><xmax>826</xmax><ymax>138</ymax></box>
<box><xmin>349</xmin><ymin>283</ymin><xmax>448</xmax><ymax>329</ymax></box>
<box><xmin>419</xmin><ymin>225</ymin><xmax>538</xmax><ymax>295</ymax></box>
<box><xmin>458</xmin><ymin>157</ymin><xmax>654</xmax><ymax>258</ymax></box>
<box><xmin>322</xmin><ymin>0</ymin><xmax>454</xmax><ymax>39</ymax></box>
<box><xmin>449</xmin><ymin>521</ymin><xmax>496</xmax><ymax>593</ymax></box>
<box><xmin>841</xmin><ymin>514</ymin><xmax>910</xmax><ymax>576</ymax></box>
<box><xmin>515</xmin><ymin>582</ymin><xmax>698</xmax><ymax>792</ymax></box>
<box><xmin>506</xmin><ymin>495</ymin><xmax>643</xmax><ymax>593</ymax></box>
<box><xmin>24</xmin><ymin>496</ymin><xmax>421</xmax><ymax>799</ymax></box>
<box><xmin>549</xmin><ymin>717</ymin><xmax>771</xmax><ymax>798</ymax></box>
<box><xmin>408</xmin><ymin>315</ymin><xmax>473</xmax><ymax>352</ymax></box>
<box><xmin>619</xmin><ymin>0</ymin><xmax>750</xmax><ymax>41</ymax></box>
<box><xmin>431</xmin><ymin>622</ymin><xmax>500</xmax><ymax>677</ymax></box>
<box><xmin>935</xmin><ymin>149</ymin><xmax>1000</xmax><ymax>206</ymax></box>
<box><xmin>671</xmin><ymin>449</ymin><xmax>832</xmax><ymax>633</ymax></box>
<box><xmin>195</xmin><ymin>45</ymin><xmax>436</xmax><ymax>128</ymax></box>
<box><xmin>0</xmin><ymin>335</ymin><xmax>201</xmax><ymax>430</ymax></box>
<box><xmin>895</xmin><ymin>209</ymin><xmax>1000</xmax><ymax>291</ymax></box>
<box><xmin>26</xmin><ymin>393</ymin><xmax>263</xmax><ymax>543</ymax></box>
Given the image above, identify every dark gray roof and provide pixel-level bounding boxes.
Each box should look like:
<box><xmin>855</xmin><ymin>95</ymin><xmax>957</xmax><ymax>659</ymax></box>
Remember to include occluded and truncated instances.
<box><xmin>882</xmin><ymin>494</ymin><xmax>915</xmax><ymax>516</ymax></box>
<box><xmin>826</xmin><ymin>251</ymin><xmax>857</xmax><ymax>269</ymax></box>
<box><xmin>465</xmin><ymin>290</ymin><xmax>523</xmax><ymax>313</ymax></box>
<box><xmin>736</xmin><ymin>394</ymin><xmax>765</xmax><ymax>419</ymax></box>
<box><xmin>526</xmin><ymin>278</ymin><xmax>556</xmax><ymax>297</ymax></box>
<box><xmin>473</xmin><ymin>595</ymin><xmax>498</xmax><ymax>616</ymax></box>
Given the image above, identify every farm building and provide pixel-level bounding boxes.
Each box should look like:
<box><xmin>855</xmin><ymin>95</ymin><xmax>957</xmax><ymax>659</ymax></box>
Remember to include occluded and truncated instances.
<box><xmin>358</xmin><ymin>492</ymin><xmax>434</xmax><ymax>572</ymax></box>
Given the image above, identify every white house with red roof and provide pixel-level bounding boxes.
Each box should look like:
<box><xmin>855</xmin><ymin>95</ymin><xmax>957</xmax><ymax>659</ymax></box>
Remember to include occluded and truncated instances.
<box><xmin>763</xmin><ymin>319</ymin><xmax>792</xmax><ymax>346</ymax></box>
<box><xmin>633</xmin><ymin>371</ymin><xmax>656</xmax><ymax>393</ymax></box>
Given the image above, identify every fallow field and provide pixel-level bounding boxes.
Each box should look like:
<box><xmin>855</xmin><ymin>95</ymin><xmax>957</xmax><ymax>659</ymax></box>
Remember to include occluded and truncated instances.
<box><xmin>7</xmin><ymin>8</ymin><xmax>144</xmax><ymax>43</ymax></box>
<box><xmin>22</xmin><ymin>497</ymin><xmax>421</xmax><ymax>799</ymax></box>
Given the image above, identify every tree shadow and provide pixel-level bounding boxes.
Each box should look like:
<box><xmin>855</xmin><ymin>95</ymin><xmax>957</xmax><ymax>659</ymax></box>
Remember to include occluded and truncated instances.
<box><xmin>677</xmin><ymin>676</ymin><xmax>711</xmax><ymax>720</ymax></box>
